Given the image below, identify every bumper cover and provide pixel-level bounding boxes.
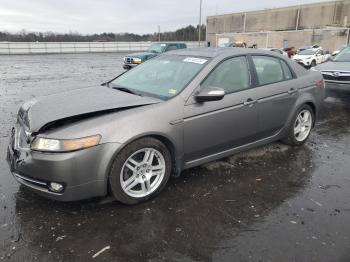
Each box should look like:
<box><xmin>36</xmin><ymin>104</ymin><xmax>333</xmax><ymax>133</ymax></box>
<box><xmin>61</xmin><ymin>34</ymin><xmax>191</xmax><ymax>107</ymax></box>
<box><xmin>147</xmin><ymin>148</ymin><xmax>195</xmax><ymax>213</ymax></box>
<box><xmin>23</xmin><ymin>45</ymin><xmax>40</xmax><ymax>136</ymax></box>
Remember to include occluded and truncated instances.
<box><xmin>7</xmin><ymin>132</ymin><xmax>122</xmax><ymax>201</ymax></box>
<box><xmin>325</xmin><ymin>81</ymin><xmax>350</xmax><ymax>92</ymax></box>
<box><xmin>295</xmin><ymin>60</ymin><xmax>311</xmax><ymax>67</ymax></box>
<box><xmin>123</xmin><ymin>63</ymin><xmax>138</xmax><ymax>70</ymax></box>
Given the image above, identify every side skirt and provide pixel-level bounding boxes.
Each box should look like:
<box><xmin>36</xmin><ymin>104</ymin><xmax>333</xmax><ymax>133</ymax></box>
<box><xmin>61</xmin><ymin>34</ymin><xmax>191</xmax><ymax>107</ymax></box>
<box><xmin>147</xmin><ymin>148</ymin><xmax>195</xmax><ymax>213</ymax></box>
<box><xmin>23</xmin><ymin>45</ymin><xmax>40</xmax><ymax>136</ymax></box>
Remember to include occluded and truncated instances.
<box><xmin>183</xmin><ymin>131</ymin><xmax>283</xmax><ymax>170</ymax></box>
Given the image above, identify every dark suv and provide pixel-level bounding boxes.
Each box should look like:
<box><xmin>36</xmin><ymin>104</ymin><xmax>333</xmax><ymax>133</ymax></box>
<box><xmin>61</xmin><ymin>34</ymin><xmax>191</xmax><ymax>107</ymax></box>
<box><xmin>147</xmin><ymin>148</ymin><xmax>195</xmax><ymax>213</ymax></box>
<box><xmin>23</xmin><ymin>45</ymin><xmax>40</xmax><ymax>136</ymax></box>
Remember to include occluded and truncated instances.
<box><xmin>123</xmin><ymin>42</ymin><xmax>187</xmax><ymax>69</ymax></box>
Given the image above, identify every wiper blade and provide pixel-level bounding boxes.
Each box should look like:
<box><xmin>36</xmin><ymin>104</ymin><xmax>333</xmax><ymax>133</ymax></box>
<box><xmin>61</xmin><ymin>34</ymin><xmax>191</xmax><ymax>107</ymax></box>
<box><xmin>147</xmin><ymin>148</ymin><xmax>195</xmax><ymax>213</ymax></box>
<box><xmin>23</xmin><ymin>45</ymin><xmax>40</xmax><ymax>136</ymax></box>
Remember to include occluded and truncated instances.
<box><xmin>111</xmin><ymin>86</ymin><xmax>142</xmax><ymax>96</ymax></box>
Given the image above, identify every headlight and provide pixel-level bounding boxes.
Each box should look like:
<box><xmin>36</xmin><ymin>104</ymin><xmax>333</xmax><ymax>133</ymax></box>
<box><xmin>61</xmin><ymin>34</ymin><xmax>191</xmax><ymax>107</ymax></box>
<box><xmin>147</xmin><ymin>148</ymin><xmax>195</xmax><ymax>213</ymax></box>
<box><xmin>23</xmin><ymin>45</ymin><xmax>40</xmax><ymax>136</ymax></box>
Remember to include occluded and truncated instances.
<box><xmin>132</xmin><ymin>58</ymin><xmax>142</xmax><ymax>64</ymax></box>
<box><xmin>31</xmin><ymin>135</ymin><xmax>101</xmax><ymax>152</ymax></box>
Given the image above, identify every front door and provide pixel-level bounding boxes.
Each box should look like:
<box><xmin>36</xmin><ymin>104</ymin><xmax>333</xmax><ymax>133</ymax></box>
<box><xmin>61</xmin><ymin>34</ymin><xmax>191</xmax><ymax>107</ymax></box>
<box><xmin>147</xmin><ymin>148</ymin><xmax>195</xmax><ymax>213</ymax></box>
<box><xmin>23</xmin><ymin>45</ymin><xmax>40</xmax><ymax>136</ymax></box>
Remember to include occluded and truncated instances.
<box><xmin>183</xmin><ymin>56</ymin><xmax>259</xmax><ymax>163</ymax></box>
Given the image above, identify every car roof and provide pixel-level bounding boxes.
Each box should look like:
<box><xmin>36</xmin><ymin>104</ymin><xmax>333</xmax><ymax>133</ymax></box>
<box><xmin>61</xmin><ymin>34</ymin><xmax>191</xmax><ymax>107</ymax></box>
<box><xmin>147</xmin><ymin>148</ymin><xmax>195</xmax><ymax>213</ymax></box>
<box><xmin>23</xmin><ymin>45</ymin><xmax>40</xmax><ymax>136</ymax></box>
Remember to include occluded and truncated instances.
<box><xmin>167</xmin><ymin>47</ymin><xmax>284</xmax><ymax>58</ymax></box>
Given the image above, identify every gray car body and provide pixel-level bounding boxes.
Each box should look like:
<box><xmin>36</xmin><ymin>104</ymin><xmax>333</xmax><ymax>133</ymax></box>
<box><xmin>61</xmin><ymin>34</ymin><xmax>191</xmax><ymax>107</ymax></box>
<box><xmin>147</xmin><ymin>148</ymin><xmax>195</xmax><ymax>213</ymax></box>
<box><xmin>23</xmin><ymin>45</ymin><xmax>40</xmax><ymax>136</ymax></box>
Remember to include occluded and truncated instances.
<box><xmin>7</xmin><ymin>48</ymin><xmax>324</xmax><ymax>201</ymax></box>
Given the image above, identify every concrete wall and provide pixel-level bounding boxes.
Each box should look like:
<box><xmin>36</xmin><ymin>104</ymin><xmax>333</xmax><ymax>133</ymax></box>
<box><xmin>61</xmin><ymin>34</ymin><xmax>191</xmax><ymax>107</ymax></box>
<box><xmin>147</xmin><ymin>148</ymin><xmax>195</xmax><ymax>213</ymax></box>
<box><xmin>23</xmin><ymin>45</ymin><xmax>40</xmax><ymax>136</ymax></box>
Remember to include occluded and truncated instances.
<box><xmin>207</xmin><ymin>0</ymin><xmax>350</xmax><ymax>46</ymax></box>
<box><xmin>216</xmin><ymin>28</ymin><xmax>350</xmax><ymax>52</ymax></box>
<box><xmin>0</xmin><ymin>41</ymin><xmax>206</xmax><ymax>55</ymax></box>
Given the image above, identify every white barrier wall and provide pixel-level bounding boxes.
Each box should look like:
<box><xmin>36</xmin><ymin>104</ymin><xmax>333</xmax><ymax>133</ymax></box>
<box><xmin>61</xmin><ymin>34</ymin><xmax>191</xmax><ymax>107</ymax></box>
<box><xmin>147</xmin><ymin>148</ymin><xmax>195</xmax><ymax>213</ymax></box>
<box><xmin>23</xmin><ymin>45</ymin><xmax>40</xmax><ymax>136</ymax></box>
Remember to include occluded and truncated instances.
<box><xmin>0</xmin><ymin>42</ymin><xmax>206</xmax><ymax>54</ymax></box>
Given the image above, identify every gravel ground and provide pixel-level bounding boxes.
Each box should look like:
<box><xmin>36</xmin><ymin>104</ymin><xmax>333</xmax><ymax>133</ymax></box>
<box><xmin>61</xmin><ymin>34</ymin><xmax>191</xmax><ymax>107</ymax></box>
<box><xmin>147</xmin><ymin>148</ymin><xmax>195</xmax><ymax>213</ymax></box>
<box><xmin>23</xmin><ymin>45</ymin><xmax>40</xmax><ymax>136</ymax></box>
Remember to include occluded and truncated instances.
<box><xmin>0</xmin><ymin>53</ymin><xmax>350</xmax><ymax>261</ymax></box>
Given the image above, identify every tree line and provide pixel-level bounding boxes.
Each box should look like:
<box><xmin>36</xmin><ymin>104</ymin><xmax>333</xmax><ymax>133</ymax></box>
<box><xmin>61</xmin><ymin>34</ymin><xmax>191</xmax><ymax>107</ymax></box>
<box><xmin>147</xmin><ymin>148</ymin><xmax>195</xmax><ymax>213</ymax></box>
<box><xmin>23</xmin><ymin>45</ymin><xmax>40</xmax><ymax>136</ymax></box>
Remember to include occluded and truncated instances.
<box><xmin>0</xmin><ymin>25</ymin><xmax>206</xmax><ymax>42</ymax></box>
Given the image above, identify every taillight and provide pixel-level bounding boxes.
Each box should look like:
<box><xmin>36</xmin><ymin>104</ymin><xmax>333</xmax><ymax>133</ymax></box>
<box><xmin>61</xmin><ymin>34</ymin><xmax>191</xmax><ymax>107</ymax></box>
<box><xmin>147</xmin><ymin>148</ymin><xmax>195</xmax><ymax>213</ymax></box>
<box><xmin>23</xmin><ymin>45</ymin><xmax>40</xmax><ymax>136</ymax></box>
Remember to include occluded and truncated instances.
<box><xmin>314</xmin><ymin>80</ymin><xmax>324</xmax><ymax>89</ymax></box>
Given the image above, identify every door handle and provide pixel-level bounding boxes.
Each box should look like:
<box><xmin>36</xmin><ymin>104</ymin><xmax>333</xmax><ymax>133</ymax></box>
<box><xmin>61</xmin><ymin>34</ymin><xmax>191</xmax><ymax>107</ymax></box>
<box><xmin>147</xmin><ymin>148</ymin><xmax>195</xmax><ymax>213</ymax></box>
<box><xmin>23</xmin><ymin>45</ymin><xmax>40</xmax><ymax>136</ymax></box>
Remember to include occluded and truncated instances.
<box><xmin>243</xmin><ymin>98</ymin><xmax>257</xmax><ymax>106</ymax></box>
<box><xmin>288</xmin><ymin>88</ymin><xmax>298</xmax><ymax>95</ymax></box>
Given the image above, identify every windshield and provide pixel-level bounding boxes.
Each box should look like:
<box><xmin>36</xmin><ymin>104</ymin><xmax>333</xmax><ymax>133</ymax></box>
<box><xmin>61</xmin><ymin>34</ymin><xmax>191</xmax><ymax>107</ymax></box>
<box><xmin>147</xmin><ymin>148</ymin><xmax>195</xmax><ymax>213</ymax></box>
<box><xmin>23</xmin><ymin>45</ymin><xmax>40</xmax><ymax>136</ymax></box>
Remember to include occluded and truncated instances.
<box><xmin>334</xmin><ymin>46</ymin><xmax>350</xmax><ymax>62</ymax></box>
<box><xmin>298</xmin><ymin>50</ymin><xmax>315</xmax><ymax>55</ymax></box>
<box><xmin>110</xmin><ymin>55</ymin><xmax>208</xmax><ymax>100</ymax></box>
<box><xmin>148</xmin><ymin>43</ymin><xmax>167</xmax><ymax>53</ymax></box>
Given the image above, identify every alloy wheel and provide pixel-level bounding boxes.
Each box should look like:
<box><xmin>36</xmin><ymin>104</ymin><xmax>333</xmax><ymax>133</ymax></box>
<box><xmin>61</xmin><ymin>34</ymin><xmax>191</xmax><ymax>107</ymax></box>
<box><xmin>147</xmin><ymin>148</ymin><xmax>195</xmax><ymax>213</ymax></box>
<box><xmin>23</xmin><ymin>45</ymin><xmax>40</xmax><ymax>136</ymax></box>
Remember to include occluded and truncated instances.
<box><xmin>294</xmin><ymin>109</ymin><xmax>312</xmax><ymax>142</ymax></box>
<box><xmin>120</xmin><ymin>148</ymin><xmax>166</xmax><ymax>198</ymax></box>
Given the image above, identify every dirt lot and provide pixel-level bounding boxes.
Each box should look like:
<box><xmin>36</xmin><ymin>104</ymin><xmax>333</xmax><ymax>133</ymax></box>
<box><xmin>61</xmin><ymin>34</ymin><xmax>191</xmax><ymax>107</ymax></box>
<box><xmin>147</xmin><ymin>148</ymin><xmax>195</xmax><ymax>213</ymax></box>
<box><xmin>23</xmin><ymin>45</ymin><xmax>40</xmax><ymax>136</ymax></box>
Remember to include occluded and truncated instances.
<box><xmin>0</xmin><ymin>53</ymin><xmax>350</xmax><ymax>262</ymax></box>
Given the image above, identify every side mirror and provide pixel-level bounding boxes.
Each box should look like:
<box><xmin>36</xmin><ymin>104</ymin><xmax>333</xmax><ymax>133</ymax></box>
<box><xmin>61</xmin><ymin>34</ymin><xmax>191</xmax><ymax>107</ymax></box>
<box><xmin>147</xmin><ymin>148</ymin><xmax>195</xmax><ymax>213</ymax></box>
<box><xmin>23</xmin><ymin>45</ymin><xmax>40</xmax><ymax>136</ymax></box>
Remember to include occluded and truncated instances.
<box><xmin>195</xmin><ymin>87</ymin><xmax>225</xmax><ymax>102</ymax></box>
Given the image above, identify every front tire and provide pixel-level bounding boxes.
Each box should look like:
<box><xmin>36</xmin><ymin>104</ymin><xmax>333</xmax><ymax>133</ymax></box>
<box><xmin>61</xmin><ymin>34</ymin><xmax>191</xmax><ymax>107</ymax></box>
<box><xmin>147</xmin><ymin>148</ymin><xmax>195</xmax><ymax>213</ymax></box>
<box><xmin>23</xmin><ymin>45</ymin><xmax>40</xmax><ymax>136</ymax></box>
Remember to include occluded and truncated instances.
<box><xmin>310</xmin><ymin>60</ymin><xmax>316</xmax><ymax>68</ymax></box>
<box><xmin>282</xmin><ymin>105</ymin><xmax>314</xmax><ymax>146</ymax></box>
<box><xmin>109</xmin><ymin>137</ymin><xmax>172</xmax><ymax>205</ymax></box>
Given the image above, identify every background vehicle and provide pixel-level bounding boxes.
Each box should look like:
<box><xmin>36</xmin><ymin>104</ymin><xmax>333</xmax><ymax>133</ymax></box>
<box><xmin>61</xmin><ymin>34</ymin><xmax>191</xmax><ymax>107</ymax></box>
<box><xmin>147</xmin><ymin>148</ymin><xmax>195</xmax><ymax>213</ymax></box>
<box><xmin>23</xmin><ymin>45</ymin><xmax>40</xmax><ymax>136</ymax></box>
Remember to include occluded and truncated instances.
<box><xmin>218</xmin><ymin>41</ymin><xmax>247</xmax><ymax>48</ymax></box>
<box><xmin>292</xmin><ymin>49</ymin><xmax>325</xmax><ymax>68</ymax></box>
<box><xmin>298</xmin><ymin>45</ymin><xmax>322</xmax><ymax>52</ymax></box>
<box><xmin>313</xmin><ymin>45</ymin><xmax>350</xmax><ymax>95</ymax></box>
<box><xmin>332</xmin><ymin>45</ymin><xmax>347</xmax><ymax>56</ymax></box>
<box><xmin>284</xmin><ymin>47</ymin><xmax>297</xmax><ymax>58</ymax></box>
<box><xmin>7</xmin><ymin>48</ymin><xmax>324</xmax><ymax>204</ymax></box>
<box><xmin>123</xmin><ymin>42</ymin><xmax>186</xmax><ymax>69</ymax></box>
<box><xmin>261</xmin><ymin>48</ymin><xmax>289</xmax><ymax>57</ymax></box>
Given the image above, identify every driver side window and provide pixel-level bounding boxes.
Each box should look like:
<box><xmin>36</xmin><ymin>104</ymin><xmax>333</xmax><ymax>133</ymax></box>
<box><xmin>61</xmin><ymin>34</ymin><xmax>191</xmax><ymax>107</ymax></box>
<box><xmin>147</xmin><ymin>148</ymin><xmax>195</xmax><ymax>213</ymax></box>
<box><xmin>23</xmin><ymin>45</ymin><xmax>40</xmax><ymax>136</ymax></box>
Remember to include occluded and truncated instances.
<box><xmin>201</xmin><ymin>56</ymin><xmax>250</xmax><ymax>94</ymax></box>
<box><xmin>166</xmin><ymin>45</ymin><xmax>178</xmax><ymax>52</ymax></box>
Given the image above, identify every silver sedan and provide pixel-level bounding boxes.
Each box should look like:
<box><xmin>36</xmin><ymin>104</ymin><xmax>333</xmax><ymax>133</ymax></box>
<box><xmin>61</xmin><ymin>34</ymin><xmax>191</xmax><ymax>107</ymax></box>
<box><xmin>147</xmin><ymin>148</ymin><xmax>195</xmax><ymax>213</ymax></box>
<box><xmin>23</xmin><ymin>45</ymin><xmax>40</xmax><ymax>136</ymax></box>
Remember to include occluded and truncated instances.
<box><xmin>7</xmin><ymin>48</ymin><xmax>325</xmax><ymax>204</ymax></box>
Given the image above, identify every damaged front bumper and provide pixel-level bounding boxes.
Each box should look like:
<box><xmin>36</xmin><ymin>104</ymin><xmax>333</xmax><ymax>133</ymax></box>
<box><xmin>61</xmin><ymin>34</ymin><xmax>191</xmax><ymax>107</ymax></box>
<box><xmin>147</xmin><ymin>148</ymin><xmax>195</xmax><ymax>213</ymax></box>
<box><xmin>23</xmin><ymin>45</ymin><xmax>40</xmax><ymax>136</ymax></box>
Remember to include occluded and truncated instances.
<box><xmin>6</xmin><ymin>126</ymin><xmax>122</xmax><ymax>201</ymax></box>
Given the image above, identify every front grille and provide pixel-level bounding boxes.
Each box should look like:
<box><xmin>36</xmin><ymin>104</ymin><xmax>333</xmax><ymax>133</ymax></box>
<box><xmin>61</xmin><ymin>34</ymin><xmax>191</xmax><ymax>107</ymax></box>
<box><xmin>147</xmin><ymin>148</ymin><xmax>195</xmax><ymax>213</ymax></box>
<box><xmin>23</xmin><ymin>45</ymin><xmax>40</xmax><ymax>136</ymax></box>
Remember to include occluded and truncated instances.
<box><xmin>125</xmin><ymin>57</ymin><xmax>133</xmax><ymax>64</ymax></box>
<box><xmin>322</xmin><ymin>71</ymin><xmax>350</xmax><ymax>82</ymax></box>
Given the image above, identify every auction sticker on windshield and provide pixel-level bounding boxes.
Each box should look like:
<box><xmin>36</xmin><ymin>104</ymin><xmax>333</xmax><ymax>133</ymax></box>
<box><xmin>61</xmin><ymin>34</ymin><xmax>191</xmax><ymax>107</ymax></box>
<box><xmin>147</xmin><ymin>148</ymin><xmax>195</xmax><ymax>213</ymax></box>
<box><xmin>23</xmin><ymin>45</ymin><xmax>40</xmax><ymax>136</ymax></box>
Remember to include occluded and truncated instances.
<box><xmin>183</xmin><ymin>57</ymin><xmax>208</xmax><ymax>64</ymax></box>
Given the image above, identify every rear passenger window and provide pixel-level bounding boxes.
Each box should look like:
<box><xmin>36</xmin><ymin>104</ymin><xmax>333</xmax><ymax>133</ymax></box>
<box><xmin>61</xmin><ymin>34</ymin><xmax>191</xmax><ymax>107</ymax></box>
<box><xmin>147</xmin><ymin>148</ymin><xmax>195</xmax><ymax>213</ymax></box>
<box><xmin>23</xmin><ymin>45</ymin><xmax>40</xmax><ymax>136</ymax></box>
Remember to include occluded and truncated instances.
<box><xmin>252</xmin><ymin>56</ymin><xmax>284</xmax><ymax>85</ymax></box>
<box><xmin>281</xmin><ymin>60</ymin><xmax>293</xmax><ymax>80</ymax></box>
<box><xmin>166</xmin><ymin>45</ymin><xmax>178</xmax><ymax>51</ymax></box>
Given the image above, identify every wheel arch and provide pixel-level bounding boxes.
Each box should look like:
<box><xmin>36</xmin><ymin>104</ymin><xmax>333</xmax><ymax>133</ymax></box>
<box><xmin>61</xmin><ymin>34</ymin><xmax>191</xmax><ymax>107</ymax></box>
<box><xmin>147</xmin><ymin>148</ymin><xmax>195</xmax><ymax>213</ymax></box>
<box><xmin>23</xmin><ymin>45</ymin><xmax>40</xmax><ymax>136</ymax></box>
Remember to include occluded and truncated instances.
<box><xmin>304</xmin><ymin>101</ymin><xmax>317</xmax><ymax>127</ymax></box>
<box><xmin>106</xmin><ymin>132</ymin><xmax>182</xmax><ymax>185</ymax></box>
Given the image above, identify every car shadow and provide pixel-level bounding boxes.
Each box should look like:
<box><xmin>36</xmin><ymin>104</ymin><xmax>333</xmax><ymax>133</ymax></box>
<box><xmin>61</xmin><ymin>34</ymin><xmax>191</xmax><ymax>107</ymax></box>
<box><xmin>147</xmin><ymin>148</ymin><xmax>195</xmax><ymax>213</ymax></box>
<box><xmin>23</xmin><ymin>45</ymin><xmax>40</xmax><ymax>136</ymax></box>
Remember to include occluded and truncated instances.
<box><xmin>13</xmin><ymin>142</ymin><xmax>314</xmax><ymax>261</ymax></box>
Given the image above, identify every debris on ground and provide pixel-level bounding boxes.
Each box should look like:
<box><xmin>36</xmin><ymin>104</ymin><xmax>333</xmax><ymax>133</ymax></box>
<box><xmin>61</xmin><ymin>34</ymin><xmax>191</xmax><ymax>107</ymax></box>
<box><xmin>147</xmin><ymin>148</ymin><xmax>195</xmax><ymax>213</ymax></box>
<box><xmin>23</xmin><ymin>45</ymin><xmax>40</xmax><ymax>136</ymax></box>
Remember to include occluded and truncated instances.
<box><xmin>310</xmin><ymin>198</ymin><xmax>323</xmax><ymax>207</ymax></box>
<box><xmin>56</xmin><ymin>235</ymin><xmax>66</xmax><ymax>242</ymax></box>
<box><xmin>92</xmin><ymin>246</ymin><xmax>110</xmax><ymax>259</ymax></box>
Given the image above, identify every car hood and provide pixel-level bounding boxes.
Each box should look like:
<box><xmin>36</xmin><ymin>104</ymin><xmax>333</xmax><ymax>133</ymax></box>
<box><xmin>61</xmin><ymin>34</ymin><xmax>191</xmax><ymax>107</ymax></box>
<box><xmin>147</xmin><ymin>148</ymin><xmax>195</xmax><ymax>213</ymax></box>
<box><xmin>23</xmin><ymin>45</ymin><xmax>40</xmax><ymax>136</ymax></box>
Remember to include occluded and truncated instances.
<box><xmin>125</xmin><ymin>52</ymin><xmax>157</xmax><ymax>58</ymax></box>
<box><xmin>293</xmin><ymin>54</ymin><xmax>313</xmax><ymax>60</ymax></box>
<box><xmin>20</xmin><ymin>86</ymin><xmax>161</xmax><ymax>133</ymax></box>
<box><xmin>315</xmin><ymin>61</ymin><xmax>350</xmax><ymax>71</ymax></box>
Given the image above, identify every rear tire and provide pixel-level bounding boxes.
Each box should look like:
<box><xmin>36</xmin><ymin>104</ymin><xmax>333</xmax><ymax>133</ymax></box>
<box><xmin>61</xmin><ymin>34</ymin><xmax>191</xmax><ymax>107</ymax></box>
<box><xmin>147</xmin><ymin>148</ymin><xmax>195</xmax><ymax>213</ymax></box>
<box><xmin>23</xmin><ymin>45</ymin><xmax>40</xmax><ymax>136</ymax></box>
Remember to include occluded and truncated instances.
<box><xmin>310</xmin><ymin>60</ymin><xmax>316</xmax><ymax>68</ymax></box>
<box><xmin>282</xmin><ymin>104</ymin><xmax>314</xmax><ymax>146</ymax></box>
<box><xmin>109</xmin><ymin>137</ymin><xmax>172</xmax><ymax>205</ymax></box>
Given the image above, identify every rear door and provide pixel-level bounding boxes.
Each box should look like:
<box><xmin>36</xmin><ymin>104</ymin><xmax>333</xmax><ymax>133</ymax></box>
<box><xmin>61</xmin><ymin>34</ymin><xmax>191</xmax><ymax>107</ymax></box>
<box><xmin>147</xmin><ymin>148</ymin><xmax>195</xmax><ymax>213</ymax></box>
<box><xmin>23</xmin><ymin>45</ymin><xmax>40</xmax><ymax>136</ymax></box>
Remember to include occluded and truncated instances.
<box><xmin>251</xmin><ymin>55</ymin><xmax>299</xmax><ymax>138</ymax></box>
<box><xmin>183</xmin><ymin>56</ymin><xmax>259</xmax><ymax>162</ymax></box>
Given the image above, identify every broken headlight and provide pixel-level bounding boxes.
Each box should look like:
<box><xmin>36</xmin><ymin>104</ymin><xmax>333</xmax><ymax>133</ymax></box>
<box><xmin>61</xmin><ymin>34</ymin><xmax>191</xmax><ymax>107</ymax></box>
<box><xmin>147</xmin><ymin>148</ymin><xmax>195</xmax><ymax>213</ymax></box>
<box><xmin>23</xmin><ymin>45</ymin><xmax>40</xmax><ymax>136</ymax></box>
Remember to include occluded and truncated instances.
<box><xmin>31</xmin><ymin>135</ymin><xmax>101</xmax><ymax>152</ymax></box>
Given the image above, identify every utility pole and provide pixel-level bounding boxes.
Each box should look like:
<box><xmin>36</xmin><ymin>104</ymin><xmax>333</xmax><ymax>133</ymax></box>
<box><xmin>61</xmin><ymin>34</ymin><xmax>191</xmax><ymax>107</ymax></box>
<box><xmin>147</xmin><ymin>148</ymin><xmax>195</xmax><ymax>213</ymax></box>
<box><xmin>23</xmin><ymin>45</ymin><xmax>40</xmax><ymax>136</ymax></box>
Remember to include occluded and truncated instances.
<box><xmin>158</xmin><ymin>25</ymin><xmax>161</xmax><ymax>42</ymax></box>
<box><xmin>198</xmin><ymin>0</ymin><xmax>202</xmax><ymax>47</ymax></box>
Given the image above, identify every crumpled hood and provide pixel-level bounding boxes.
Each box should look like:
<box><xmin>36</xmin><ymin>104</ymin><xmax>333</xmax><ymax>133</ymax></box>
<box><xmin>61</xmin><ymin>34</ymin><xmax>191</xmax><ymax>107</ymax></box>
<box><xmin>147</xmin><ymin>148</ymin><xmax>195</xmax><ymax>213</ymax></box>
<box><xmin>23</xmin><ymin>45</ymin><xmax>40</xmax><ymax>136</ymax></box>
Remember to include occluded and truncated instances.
<box><xmin>125</xmin><ymin>52</ymin><xmax>157</xmax><ymax>58</ymax></box>
<box><xmin>20</xmin><ymin>86</ymin><xmax>161</xmax><ymax>133</ymax></box>
<box><xmin>315</xmin><ymin>61</ymin><xmax>350</xmax><ymax>71</ymax></box>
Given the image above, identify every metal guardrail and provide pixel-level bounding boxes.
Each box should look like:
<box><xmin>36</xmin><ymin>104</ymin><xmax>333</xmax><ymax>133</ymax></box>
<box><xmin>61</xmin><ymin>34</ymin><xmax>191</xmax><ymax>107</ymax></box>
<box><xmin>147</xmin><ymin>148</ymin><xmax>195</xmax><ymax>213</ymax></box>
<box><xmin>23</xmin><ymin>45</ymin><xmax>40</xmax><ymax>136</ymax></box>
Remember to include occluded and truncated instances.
<box><xmin>0</xmin><ymin>41</ymin><xmax>207</xmax><ymax>55</ymax></box>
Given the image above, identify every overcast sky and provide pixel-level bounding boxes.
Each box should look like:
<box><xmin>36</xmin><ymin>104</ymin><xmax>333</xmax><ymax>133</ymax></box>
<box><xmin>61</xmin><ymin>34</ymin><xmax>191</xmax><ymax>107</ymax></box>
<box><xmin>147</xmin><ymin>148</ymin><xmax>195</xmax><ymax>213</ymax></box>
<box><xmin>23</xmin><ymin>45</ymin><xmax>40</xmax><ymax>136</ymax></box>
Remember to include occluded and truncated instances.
<box><xmin>0</xmin><ymin>0</ymin><xmax>332</xmax><ymax>34</ymax></box>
